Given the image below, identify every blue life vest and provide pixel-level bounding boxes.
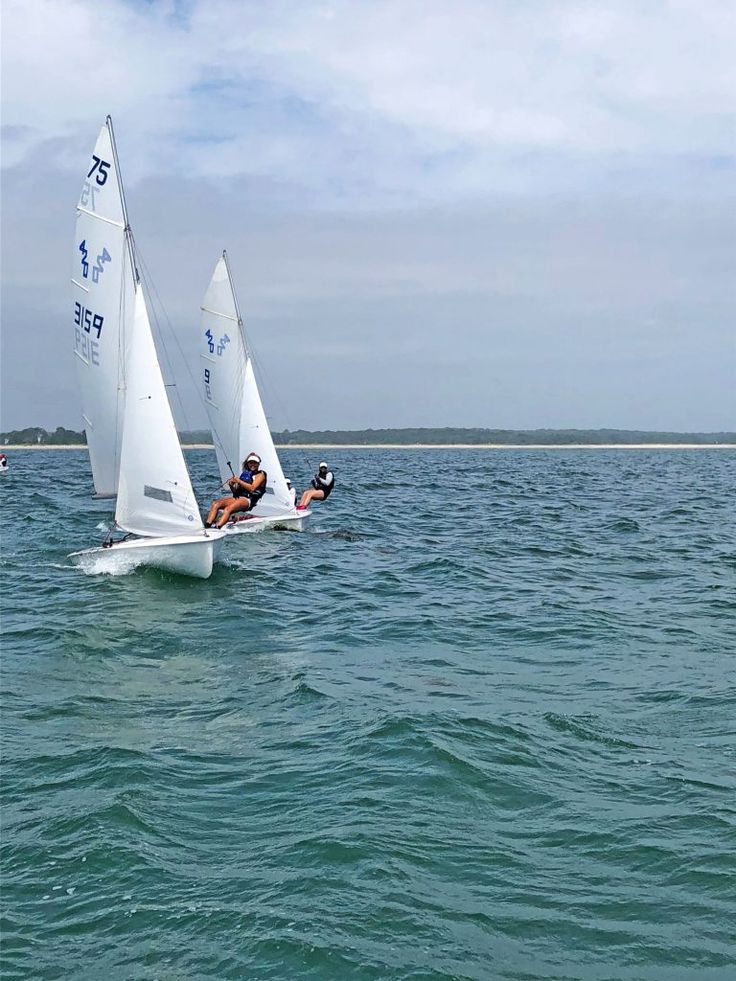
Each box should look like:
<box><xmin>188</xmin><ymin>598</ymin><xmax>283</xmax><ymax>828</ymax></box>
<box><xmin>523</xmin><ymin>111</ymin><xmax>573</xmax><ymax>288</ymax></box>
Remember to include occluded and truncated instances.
<box><xmin>235</xmin><ymin>468</ymin><xmax>267</xmax><ymax>503</ymax></box>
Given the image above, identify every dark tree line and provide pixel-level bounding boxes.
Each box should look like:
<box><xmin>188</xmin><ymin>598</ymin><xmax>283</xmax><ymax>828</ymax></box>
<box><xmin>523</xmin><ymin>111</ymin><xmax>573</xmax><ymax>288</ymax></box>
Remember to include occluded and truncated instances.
<box><xmin>3</xmin><ymin>426</ymin><xmax>732</xmax><ymax>446</ymax></box>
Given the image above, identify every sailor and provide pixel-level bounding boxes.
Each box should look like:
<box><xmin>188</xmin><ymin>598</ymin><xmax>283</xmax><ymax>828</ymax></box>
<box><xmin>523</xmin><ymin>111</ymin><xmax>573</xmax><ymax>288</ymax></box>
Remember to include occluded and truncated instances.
<box><xmin>205</xmin><ymin>452</ymin><xmax>267</xmax><ymax>528</ymax></box>
<box><xmin>0</xmin><ymin>453</ymin><xmax>7</xmax><ymax>473</ymax></box>
<box><xmin>297</xmin><ymin>461</ymin><xmax>335</xmax><ymax>510</ymax></box>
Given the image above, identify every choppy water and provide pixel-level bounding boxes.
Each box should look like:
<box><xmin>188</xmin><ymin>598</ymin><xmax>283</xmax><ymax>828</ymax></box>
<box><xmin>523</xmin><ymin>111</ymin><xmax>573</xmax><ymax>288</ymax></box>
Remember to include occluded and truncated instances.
<box><xmin>1</xmin><ymin>448</ymin><xmax>735</xmax><ymax>980</ymax></box>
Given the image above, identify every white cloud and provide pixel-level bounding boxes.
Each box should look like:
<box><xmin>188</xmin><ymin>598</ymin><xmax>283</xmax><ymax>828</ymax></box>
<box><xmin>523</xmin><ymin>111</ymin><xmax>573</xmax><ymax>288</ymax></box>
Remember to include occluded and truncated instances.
<box><xmin>2</xmin><ymin>0</ymin><xmax>735</xmax><ymax>200</ymax></box>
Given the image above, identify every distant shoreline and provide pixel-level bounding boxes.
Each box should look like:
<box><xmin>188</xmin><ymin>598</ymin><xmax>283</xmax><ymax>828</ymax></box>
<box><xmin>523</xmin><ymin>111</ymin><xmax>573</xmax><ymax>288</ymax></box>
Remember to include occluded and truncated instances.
<box><xmin>4</xmin><ymin>443</ymin><xmax>735</xmax><ymax>451</ymax></box>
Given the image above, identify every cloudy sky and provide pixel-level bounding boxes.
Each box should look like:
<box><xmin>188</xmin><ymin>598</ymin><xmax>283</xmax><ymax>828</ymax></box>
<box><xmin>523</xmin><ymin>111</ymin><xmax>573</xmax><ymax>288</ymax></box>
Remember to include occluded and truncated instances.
<box><xmin>2</xmin><ymin>0</ymin><xmax>734</xmax><ymax>432</ymax></box>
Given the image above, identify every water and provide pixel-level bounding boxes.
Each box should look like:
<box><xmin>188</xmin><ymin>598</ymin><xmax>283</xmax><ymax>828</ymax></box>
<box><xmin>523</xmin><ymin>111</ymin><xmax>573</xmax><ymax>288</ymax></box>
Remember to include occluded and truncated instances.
<box><xmin>2</xmin><ymin>448</ymin><xmax>735</xmax><ymax>980</ymax></box>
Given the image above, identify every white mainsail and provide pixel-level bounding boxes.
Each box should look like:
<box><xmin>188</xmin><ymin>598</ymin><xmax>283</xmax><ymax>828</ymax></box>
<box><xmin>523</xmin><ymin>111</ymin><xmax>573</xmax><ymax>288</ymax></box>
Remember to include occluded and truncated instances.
<box><xmin>72</xmin><ymin>117</ymin><xmax>134</xmax><ymax>497</ymax></box>
<box><xmin>199</xmin><ymin>253</ymin><xmax>294</xmax><ymax>516</ymax></box>
<box><xmin>116</xmin><ymin>287</ymin><xmax>203</xmax><ymax>538</ymax></box>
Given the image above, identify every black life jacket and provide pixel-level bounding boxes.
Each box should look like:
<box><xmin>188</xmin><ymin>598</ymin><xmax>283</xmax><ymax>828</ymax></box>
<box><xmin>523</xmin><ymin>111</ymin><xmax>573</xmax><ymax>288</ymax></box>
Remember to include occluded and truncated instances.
<box><xmin>312</xmin><ymin>471</ymin><xmax>334</xmax><ymax>498</ymax></box>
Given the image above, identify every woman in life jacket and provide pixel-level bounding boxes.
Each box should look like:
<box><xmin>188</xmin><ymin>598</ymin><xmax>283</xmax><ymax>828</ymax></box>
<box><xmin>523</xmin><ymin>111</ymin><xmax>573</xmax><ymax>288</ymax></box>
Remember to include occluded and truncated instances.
<box><xmin>205</xmin><ymin>452</ymin><xmax>268</xmax><ymax>528</ymax></box>
<box><xmin>297</xmin><ymin>461</ymin><xmax>335</xmax><ymax>510</ymax></box>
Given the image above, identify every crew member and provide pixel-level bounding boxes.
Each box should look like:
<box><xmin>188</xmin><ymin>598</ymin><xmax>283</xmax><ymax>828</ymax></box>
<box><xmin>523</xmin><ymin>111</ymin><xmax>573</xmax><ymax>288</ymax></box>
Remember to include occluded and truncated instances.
<box><xmin>297</xmin><ymin>461</ymin><xmax>334</xmax><ymax>510</ymax></box>
<box><xmin>205</xmin><ymin>452</ymin><xmax>267</xmax><ymax>528</ymax></box>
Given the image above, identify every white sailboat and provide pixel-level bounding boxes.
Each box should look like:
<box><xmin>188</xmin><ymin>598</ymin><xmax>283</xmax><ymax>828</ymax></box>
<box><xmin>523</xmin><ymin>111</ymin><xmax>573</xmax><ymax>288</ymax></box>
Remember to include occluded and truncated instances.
<box><xmin>70</xmin><ymin>118</ymin><xmax>223</xmax><ymax>578</ymax></box>
<box><xmin>199</xmin><ymin>252</ymin><xmax>309</xmax><ymax>534</ymax></box>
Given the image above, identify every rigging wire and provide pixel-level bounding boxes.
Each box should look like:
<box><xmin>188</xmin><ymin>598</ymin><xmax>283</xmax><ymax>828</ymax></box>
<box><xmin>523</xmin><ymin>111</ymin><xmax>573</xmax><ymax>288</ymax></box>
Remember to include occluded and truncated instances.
<box><xmin>131</xmin><ymin>244</ymin><xmax>231</xmax><ymax>478</ymax></box>
<box><xmin>247</xmin><ymin>344</ymin><xmax>316</xmax><ymax>478</ymax></box>
<box><xmin>134</xmin><ymin>246</ymin><xmax>194</xmax><ymax>435</ymax></box>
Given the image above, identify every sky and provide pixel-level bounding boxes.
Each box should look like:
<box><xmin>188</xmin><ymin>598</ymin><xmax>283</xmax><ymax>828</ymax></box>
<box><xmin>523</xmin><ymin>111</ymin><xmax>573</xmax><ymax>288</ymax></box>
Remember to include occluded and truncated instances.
<box><xmin>1</xmin><ymin>0</ymin><xmax>735</xmax><ymax>432</ymax></box>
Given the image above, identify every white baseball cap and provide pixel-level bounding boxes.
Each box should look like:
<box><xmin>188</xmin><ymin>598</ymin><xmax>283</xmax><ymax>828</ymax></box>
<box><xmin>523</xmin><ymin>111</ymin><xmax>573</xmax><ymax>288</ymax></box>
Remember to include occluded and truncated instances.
<box><xmin>246</xmin><ymin>453</ymin><xmax>261</xmax><ymax>465</ymax></box>
<box><xmin>319</xmin><ymin>461</ymin><xmax>328</xmax><ymax>468</ymax></box>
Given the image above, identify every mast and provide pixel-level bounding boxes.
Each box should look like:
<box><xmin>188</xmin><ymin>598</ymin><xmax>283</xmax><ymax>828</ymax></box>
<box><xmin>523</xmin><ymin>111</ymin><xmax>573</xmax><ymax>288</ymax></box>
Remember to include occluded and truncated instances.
<box><xmin>221</xmin><ymin>249</ymin><xmax>247</xmax><ymax>355</ymax></box>
<box><xmin>106</xmin><ymin>115</ymin><xmax>140</xmax><ymax>286</ymax></box>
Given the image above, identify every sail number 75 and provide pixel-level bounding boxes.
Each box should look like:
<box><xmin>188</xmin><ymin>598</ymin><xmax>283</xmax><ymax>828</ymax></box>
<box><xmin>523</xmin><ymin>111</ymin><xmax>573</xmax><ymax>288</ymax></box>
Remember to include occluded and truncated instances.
<box><xmin>87</xmin><ymin>155</ymin><xmax>111</xmax><ymax>186</ymax></box>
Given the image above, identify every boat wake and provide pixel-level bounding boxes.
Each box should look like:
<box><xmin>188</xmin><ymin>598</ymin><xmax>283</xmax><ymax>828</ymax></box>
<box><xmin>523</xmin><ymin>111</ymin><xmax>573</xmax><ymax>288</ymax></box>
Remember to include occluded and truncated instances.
<box><xmin>72</xmin><ymin>548</ymin><xmax>148</xmax><ymax>577</ymax></box>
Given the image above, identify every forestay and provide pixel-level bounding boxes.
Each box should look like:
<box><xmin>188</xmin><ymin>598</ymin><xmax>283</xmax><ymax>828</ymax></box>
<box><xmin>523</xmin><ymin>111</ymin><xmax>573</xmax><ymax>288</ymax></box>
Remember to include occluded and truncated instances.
<box><xmin>72</xmin><ymin>118</ymin><xmax>134</xmax><ymax>497</ymax></box>
<box><xmin>199</xmin><ymin>254</ymin><xmax>294</xmax><ymax>516</ymax></box>
<box><xmin>116</xmin><ymin>288</ymin><xmax>203</xmax><ymax>538</ymax></box>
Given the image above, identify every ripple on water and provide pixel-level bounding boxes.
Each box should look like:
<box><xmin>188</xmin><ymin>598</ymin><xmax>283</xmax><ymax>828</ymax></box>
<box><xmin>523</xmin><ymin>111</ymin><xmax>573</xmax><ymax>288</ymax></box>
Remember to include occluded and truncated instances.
<box><xmin>1</xmin><ymin>447</ymin><xmax>735</xmax><ymax>979</ymax></box>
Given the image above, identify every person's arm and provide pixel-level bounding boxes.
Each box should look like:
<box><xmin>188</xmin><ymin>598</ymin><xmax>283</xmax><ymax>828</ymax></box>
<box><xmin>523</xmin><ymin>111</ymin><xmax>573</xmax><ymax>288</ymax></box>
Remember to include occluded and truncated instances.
<box><xmin>232</xmin><ymin>472</ymin><xmax>265</xmax><ymax>493</ymax></box>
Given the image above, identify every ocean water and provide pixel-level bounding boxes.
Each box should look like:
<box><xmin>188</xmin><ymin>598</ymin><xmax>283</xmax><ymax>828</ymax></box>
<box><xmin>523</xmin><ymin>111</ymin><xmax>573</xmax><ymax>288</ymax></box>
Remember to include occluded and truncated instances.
<box><xmin>1</xmin><ymin>447</ymin><xmax>735</xmax><ymax>981</ymax></box>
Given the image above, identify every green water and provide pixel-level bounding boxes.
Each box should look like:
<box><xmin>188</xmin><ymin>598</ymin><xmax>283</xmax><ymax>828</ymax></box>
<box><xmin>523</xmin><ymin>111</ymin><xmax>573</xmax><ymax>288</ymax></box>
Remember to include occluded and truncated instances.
<box><xmin>2</xmin><ymin>448</ymin><xmax>735</xmax><ymax>979</ymax></box>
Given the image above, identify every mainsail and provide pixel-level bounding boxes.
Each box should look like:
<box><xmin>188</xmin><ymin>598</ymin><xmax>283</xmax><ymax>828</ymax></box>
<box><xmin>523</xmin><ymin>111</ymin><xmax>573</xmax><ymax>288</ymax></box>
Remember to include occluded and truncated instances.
<box><xmin>116</xmin><ymin>288</ymin><xmax>203</xmax><ymax>538</ymax></box>
<box><xmin>199</xmin><ymin>253</ymin><xmax>294</xmax><ymax>516</ymax></box>
<box><xmin>72</xmin><ymin>117</ymin><xmax>134</xmax><ymax>497</ymax></box>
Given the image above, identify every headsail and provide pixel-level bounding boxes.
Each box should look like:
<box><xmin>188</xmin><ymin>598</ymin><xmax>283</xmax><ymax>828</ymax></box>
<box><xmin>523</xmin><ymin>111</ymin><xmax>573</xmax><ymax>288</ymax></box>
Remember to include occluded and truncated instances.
<box><xmin>116</xmin><ymin>287</ymin><xmax>203</xmax><ymax>538</ymax></box>
<box><xmin>72</xmin><ymin>117</ymin><xmax>135</xmax><ymax>497</ymax></box>
<box><xmin>199</xmin><ymin>253</ymin><xmax>294</xmax><ymax>515</ymax></box>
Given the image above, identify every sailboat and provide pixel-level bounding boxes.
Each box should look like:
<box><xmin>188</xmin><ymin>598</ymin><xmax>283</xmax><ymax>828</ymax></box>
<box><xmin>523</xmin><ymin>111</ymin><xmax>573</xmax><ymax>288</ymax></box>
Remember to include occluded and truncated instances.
<box><xmin>69</xmin><ymin>117</ymin><xmax>224</xmax><ymax>578</ymax></box>
<box><xmin>198</xmin><ymin>252</ymin><xmax>310</xmax><ymax>534</ymax></box>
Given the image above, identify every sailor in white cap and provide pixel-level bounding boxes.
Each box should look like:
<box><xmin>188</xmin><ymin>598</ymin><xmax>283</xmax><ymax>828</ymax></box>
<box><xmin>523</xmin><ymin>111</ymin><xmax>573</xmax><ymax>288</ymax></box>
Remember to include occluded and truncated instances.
<box><xmin>297</xmin><ymin>461</ymin><xmax>335</xmax><ymax>510</ymax></box>
<box><xmin>205</xmin><ymin>451</ymin><xmax>268</xmax><ymax>528</ymax></box>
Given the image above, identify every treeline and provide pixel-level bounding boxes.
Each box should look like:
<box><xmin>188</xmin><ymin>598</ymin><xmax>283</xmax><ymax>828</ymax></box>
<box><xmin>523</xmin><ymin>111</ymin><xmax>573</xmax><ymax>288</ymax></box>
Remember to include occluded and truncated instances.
<box><xmin>4</xmin><ymin>426</ymin><xmax>733</xmax><ymax>446</ymax></box>
<box><xmin>0</xmin><ymin>427</ymin><xmax>208</xmax><ymax>446</ymax></box>
<box><xmin>1</xmin><ymin>426</ymin><xmax>88</xmax><ymax>445</ymax></box>
<box><xmin>272</xmin><ymin>427</ymin><xmax>735</xmax><ymax>445</ymax></box>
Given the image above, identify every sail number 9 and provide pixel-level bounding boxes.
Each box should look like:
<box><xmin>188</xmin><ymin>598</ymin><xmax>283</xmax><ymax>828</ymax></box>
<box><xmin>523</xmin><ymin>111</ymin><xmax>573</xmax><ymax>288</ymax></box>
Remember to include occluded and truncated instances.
<box><xmin>87</xmin><ymin>155</ymin><xmax>111</xmax><ymax>186</ymax></box>
<box><xmin>204</xmin><ymin>367</ymin><xmax>213</xmax><ymax>402</ymax></box>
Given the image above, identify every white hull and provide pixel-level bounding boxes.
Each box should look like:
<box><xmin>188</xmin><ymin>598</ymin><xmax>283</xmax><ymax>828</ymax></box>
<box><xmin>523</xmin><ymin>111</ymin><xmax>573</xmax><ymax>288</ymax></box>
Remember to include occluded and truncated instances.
<box><xmin>70</xmin><ymin>511</ymin><xmax>308</xmax><ymax>579</ymax></box>
<box><xmin>70</xmin><ymin>531</ymin><xmax>224</xmax><ymax>579</ymax></box>
<box><xmin>220</xmin><ymin>509</ymin><xmax>310</xmax><ymax>536</ymax></box>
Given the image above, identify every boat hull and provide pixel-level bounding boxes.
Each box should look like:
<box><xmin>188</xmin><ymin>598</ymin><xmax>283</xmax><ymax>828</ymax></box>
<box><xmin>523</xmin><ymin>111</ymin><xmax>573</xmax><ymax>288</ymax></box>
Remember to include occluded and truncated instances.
<box><xmin>221</xmin><ymin>509</ymin><xmax>310</xmax><ymax>536</ymax></box>
<box><xmin>70</xmin><ymin>532</ymin><xmax>224</xmax><ymax>579</ymax></box>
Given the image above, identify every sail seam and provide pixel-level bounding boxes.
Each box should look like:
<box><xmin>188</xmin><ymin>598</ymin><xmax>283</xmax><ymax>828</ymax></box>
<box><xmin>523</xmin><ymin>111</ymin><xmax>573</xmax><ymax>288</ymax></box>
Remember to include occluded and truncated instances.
<box><xmin>76</xmin><ymin>207</ymin><xmax>125</xmax><ymax>228</ymax></box>
<box><xmin>71</xmin><ymin>278</ymin><xmax>90</xmax><ymax>292</ymax></box>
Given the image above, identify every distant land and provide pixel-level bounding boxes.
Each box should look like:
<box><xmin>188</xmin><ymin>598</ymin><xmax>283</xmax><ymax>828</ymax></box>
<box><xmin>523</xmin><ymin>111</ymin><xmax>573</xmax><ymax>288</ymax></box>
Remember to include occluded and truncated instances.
<box><xmin>2</xmin><ymin>426</ymin><xmax>734</xmax><ymax>447</ymax></box>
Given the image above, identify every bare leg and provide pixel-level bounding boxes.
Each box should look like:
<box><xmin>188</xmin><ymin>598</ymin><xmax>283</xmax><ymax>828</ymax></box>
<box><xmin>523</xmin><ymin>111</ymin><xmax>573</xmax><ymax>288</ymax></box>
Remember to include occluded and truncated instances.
<box><xmin>206</xmin><ymin>496</ymin><xmax>235</xmax><ymax>526</ymax></box>
<box><xmin>216</xmin><ymin>499</ymin><xmax>251</xmax><ymax>529</ymax></box>
<box><xmin>298</xmin><ymin>489</ymin><xmax>325</xmax><ymax>508</ymax></box>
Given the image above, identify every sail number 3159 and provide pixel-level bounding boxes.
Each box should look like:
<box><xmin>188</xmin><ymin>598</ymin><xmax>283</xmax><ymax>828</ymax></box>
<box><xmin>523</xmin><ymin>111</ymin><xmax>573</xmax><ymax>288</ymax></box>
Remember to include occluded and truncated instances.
<box><xmin>74</xmin><ymin>302</ymin><xmax>103</xmax><ymax>367</ymax></box>
<box><xmin>74</xmin><ymin>302</ymin><xmax>104</xmax><ymax>338</ymax></box>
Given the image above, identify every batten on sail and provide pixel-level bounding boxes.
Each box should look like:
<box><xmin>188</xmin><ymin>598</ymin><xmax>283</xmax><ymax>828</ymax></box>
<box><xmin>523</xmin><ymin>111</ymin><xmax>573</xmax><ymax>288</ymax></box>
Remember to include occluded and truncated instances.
<box><xmin>199</xmin><ymin>253</ymin><xmax>295</xmax><ymax>516</ymax></box>
<box><xmin>72</xmin><ymin>118</ymin><xmax>134</xmax><ymax>497</ymax></box>
<box><xmin>115</xmin><ymin>287</ymin><xmax>204</xmax><ymax>538</ymax></box>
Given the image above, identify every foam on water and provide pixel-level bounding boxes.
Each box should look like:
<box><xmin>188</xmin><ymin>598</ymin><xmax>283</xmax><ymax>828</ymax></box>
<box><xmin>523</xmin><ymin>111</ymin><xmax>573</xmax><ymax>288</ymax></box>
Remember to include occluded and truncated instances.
<box><xmin>71</xmin><ymin>548</ymin><xmax>150</xmax><ymax>577</ymax></box>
